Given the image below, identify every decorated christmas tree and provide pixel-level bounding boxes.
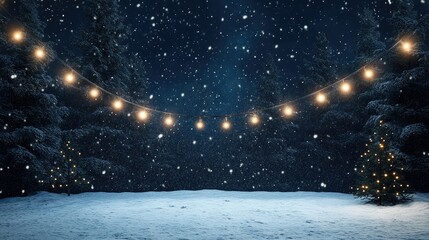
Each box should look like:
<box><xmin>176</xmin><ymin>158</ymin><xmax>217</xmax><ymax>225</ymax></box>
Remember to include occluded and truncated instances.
<box><xmin>355</xmin><ymin>120</ymin><xmax>413</xmax><ymax>205</ymax></box>
<box><xmin>49</xmin><ymin>141</ymin><xmax>92</xmax><ymax>196</ymax></box>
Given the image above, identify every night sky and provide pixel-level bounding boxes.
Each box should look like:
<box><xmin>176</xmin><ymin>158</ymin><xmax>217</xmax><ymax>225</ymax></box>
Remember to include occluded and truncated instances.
<box><xmin>33</xmin><ymin>0</ymin><xmax>428</xmax><ymax>118</ymax></box>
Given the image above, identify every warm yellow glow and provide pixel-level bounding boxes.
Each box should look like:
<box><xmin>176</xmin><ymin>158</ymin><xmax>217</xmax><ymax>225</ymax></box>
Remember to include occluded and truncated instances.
<box><xmin>33</xmin><ymin>47</ymin><xmax>46</xmax><ymax>60</ymax></box>
<box><xmin>283</xmin><ymin>106</ymin><xmax>295</xmax><ymax>117</ymax></box>
<box><xmin>316</xmin><ymin>93</ymin><xmax>327</xmax><ymax>104</ymax></box>
<box><xmin>137</xmin><ymin>110</ymin><xmax>149</xmax><ymax>121</ymax></box>
<box><xmin>112</xmin><ymin>99</ymin><xmax>123</xmax><ymax>110</ymax></box>
<box><xmin>64</xmin><ymin>72</ymin><xmax>76</xmax><ymax>84</ymax></box>
<box><xmin>340</xmin><ymin>81</ymin><xmax>352</xmax><ymax>94</ymax></box>
<box><xmin>401</xmin><ymin>40</ymin><xmax>413</xmax><ymax>53</ymax></box>
<box><xmin>11</xmin><ymin>30</ymin><xmax>25</xmax><ymax>43</ymax></box>
<box><xmin>222</xmin><ymin>119</ymin><xmax>232</xmax><ymax>131</ymax></box>
<box><xmin>249</xmin><ymin>114</ymin><xmax>260</xmax><ymax>126</ymax></box>
<box><xmin>89</xmin><ymin>88</ymin><xmax>100</xmax><ymax>99</ymax></box>
<box><xmin>363</xmin><ymin>68</ymin><xmax>375</xmax><ymax>80</ymax></box>
<box><xmin>164</xmin><ymin>116</ymin><xmax>174</xmax><ymax>127</ymax></box>
<box><xmin>196</xmin><ymin>119</ymin><xmax>205</xmax><ymax>130</ymax></box>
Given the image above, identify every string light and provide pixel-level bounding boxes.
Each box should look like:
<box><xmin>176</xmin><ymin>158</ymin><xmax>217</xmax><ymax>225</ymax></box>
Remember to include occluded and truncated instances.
<box><xmin>89</xmin><ymin>88</ymin><xmax>101</xmax><ymax>99</ymax></box>
<box><xmin>0</xmin><ymin>10</ymin><xmax>420</xmax><ymax>130</ymax></box>
<box><xmin>164</xmin><ymin>115</ymin><xmax>175</xmax><ymax>127</ymax></box>
<box><xmin>316</xmin><ymin>93</ymin><xmax>328</xmax><ymax>104</ymax></box>
<box><xmin>63</xmin><ymin>72</ymin><xmax>76</xmax><ymax>84</ymax></box>
<box><xmin>249</xmin><ymin>114</ymin><xmax>260</xmax><ymax>126</ymax></box>
<box><xmin>195</xmin><ymin>119</ymin><xmax>205</xmax><ymax>130</ymax></box>
<box><xmin>363</xmin><ymin>68</ymin><xmax>375</xmax><ymax>80</ymax></box>
<box><xmin>339</xmin><ymin>81</ymin><xmax>352</xmax><ymax>94</ymax></box>
<box><xmin>10</xmin><ymin>29</ymin><xmax>25</xmax><ymax>43</ymax></box>
<box><xmin>136</xmin><ymin>110</ymin><xmax>149</xmax><ymax>122</ymax></box>
<box><xmin>33</xmin><ymin>46</ymin><xmax>46</xmax><ymax>61</ymax></box>
<box><xmin>222</xmin><ymin>118</ymin><xmax>232</xmax><ymax>131</ymax></box>
<box><xmin>282</xmin><ymin>105</ymin><xmax>295</xmax><ymax>118</ymax></box>
<box><xmin>112</xmin><ymin>99</ymin><xmax>123</xmax><ymax>111</ymax></box>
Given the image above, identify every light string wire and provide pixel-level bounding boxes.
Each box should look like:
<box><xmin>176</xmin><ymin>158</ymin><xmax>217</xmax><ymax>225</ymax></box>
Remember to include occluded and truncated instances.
<box><xmin>0</xmin><ymin>2</ymin><xmax>417</xmax><ymax>122</ymax></box>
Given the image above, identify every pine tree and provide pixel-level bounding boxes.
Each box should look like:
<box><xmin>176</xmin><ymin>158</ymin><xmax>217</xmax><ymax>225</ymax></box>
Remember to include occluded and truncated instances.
<box><xmin>61</xmin><ymin>0</ymin><xmax>155</xmax><ymax>192</ymax></box>
<box><xmin>355</xmin><ymin>8</ymin><xmax>386</xmax><ymax>65</ymax></box>
<box><xmin>50</xmin><ymin>141</ymin><xmax>92</xmax><ymax>196</ymax></box>
<box><xmin>355</xmin><ymin>120</ymin><xmax>413</xmax><ymax>205</ymax></box>
<box><xmin>364</xmin><ymin>0</ymin><xmax>429</xmax><ymax>191</ymax></box>
<box><xmin>247</xmin><ymin>54</ymin><xmax>298</xmax><ymax>191</ymax></box>
<box><xmin>301</xmin><ymin>32</ymin><xmax>337</xmax><ymax>91</ymax></box>
<box><xmin>296</xmin><ymin>32</ymin><xmax>341</xmax><ymax>191</ymax></box>
<box><xmin>0</xmin><ymin>0</ymin><xmax>66</xmax><ymax>197</ymax></box>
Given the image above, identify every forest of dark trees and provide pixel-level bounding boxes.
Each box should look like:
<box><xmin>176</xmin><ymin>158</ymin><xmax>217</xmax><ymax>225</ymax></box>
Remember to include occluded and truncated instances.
<box><xmin>1</xmin><ymin>0</ymin><xmax>429</xmax><ymax>198</ymax></box>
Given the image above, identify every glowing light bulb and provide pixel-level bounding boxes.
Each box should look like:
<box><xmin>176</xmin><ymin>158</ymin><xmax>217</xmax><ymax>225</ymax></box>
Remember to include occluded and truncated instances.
<box><xmin>64</xmin><ymin>72</ymin><xmax>76</xmax><ymax>84</ymax></box>
<box><xmin>112</xmin><ymin>99</ymin><xmax>123</xmax><ymax>110</ymax></box>
<box><xmin>340</xmin><ymin>81</ymin><xmax>352</xmax><ymax>94</ymax></box>
<box><xmin>89</xmin><ymin>88</ymin><xmax>100</xmax><ymax>99</ymax></box>
<box><xmin>137</xmin><ymin>110</ymin><xmax>149</xmax><ymax>121</ymax></box>
<box><xmin>249</xmin><ymin>114</ymin><xmax>260</xmax><ymax>126</ymax></box>
<box><xmin>196</xmin><ymin>119</ymin><xmax>205</xmax><ymax>130</ymax></box>
<box><xmin>11</xmin><ymin>30</ymin><xmax>25</xmax><ymax>43</ymax></box>
<box><xmin>222</xmin><ymin>119</ymin><xmax>232</xmax><ymax>131</ymax></box>
<box><xmin>33</xmin><ymin>47</ymin><xmax>46</xmax><ymax>60</ymax></box>
<box><xmin>316</xmin><ymin>93</ymin><xmax>327</xmax><ymax>104</ymax></box>
<box><xmin>363</xmin><ymin>68</ymin><xmax>375</xmax><ymax>80</ymax></box>
<box><xmin>164</xmin><ymin>116</ymin><xmax>174</xmax><ymax>127</ymax></box>
<box><xmin>401</xmin><ymin>41</ymin><xmax>413</xmax><ymax>53</ymax></box>
<box><xmin>283</xmin><ymin>105</ymin><xmax>295</xmax><ymax>117</ymax></box>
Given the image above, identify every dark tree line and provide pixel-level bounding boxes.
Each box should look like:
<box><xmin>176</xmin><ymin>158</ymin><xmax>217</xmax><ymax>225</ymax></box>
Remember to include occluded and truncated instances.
<box><xmin>1</xmin><ymin>0</ymin><xmax>428</xmax><ymax>200</ymax></box>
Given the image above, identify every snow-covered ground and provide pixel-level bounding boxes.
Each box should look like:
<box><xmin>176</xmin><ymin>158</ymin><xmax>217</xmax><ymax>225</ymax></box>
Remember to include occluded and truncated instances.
<box><xmin>1</xmin><ymin>191</ymin><xmax>429</xmax><ymax>240</ymax></box>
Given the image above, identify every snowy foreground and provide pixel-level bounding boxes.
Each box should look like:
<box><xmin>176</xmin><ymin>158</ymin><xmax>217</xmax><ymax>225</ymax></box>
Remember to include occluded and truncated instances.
<box><xmin>1</xmin><ymin>191</ymin><xmax>429</xmax><ymax>240</ymax></box>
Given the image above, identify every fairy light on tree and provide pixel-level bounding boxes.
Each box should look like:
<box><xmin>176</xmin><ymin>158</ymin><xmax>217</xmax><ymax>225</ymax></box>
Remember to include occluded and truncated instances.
<box><xmin>354</xmin><ymin>120</ymin><xmax>413</xmax><ymax>205</ymax></box>
<box><xmin>50</xmin><ymin>141</ymin><xmax>92</xmax><ymax>196</ymax></box>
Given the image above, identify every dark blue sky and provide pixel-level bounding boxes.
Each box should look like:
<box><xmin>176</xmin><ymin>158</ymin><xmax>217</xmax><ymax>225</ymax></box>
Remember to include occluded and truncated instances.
<box><xmin>36</xmin><ymin>0</ymin><xmax>428</xmax><ymax>116</ymax></box>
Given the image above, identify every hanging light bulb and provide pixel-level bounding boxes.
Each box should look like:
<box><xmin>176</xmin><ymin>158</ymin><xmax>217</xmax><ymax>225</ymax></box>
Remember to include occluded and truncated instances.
<box><xmin>195</xmin><ymin>119</ymin><xmax>205</xmax><ymax>130</ymax></box>
<box><xmin>222</xmin><ymin>118</ymin><xmax>232</xmax><ymax>131</ymax></box>
<box><xmin>363</xmin><ymin>68</ymin><xmax>375</xmax><ymax>80</ymax></box>
<box><xmin>283</xmin><ymin>105</ymin><xmax>295</xmax><ymax>118</ymax></box>
<box><xmin>249</xmin><ymin>114</ymin><xmax>260</xmax><ymax>126</ymax></box>
<box><xmin>316</xmin><ymin>92</ymin><xmax>327</xmax><ymax>104</ymax></box>
<box><xmin>137</xmin><ymin>110</ymin><xmax>149</xmax><ymax>122</ymax></box>
<box><xmin>164</xmin><ymin>115</ymin><xmax>174</xmax><ymax>127</ymax></box>
<box><xmin>10</xmin><ymin>29</ymin><xmax>25</xmax><ymax>43</ymax></box>
<box><xmin>401</xmin><ymin>40</ymin><xmax>413</xmax><ymax>54</ymax></box>
<box><xmin>63</xmin><ymin>72</ymin><xmax>76</xmax><ymax>84</ymax></box>
<box><xmin>33</xmin><ymin>46</ymin><xmax>46</xmax><ymax>61</ymax></box>
<box><xmin>339</xmin><ymin>81</ymin><xmax>352</xmax><ymax>94</ymax></box>
<box><xmin>89</xmin><ymin>88</ymin><xmax>101</xmax><ymax>99</ymax></box>
<box><xmin>112</xmin><ymin>99</ymin><xmax>123</xmax><ymax>111</ymax></box>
